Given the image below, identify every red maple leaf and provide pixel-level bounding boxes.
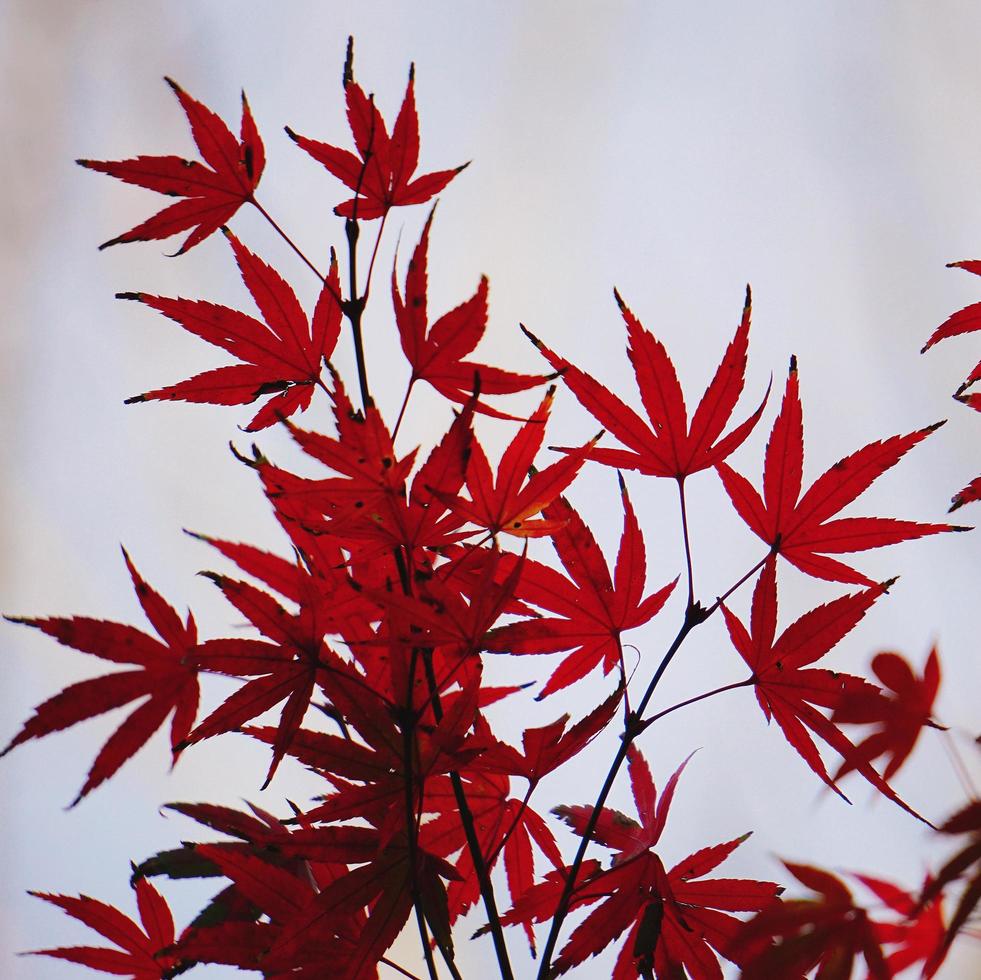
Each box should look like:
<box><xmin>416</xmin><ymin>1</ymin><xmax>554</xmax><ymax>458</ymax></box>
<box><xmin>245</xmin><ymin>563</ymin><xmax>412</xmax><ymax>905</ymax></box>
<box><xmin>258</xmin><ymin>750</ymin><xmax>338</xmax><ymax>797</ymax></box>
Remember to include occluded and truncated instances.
<box><xmin>2</xmin><ymin>550</ymin><xmax>199</xmax><ymax>805</ymax></box>
<box><xmin>499</xmin><ymin>749</ymin><xmax>781</xmax><ymax>977</ymax></box>
<box><xmin>857</xmin><ymin>873</ymin><xmax>949</xmax><ymax>978</ymax></box>
<box><xmin>522</xmin><ymin>286</ymin><xmax>767</xmax><ymax>479</ymax></box>
<box><xmin>27</xmin><ymin>877</ymin><xmax>180</xmax><ymax>978</ymax></box>
<box><xmin>737</xmin><ymin>863</ymin><xmax>890</xmax><ymax>980</ymax></box>
<box><xmin>486</xmin><ymin>480</ymin><xmax>676</xmax><ymax>697</ymax></box>
<box><xmin>922</xmin><ymin>259</ymin><xmax>981</xmax><ymax>397</ymax></box>
<box><xmin>717</xmin><ymin>358</ymin><xmax>962</xmax><ymax>585</ymax></box>
<box><xmin>287</xmin><ymin>41</ymin><xmax>466</xmax><ymax>220</ymax></box>
<box><xmin>949</xmin><ymin>474</ymin><xmax>981</xmax><ymax>512</ymax></box>
<box><xmin>831</xmin><ymin>647</ymin><xmax>945</xmax><ymax>783</ymax></box>
<box><xmin>120</xmin><ymin>230</ymin><xmax>341</xmax><ymax>429</ymax></box>
<box><xmin>79</xmin><ymin>78</ymin><xmax>264</xmax><ymax>253</ymax></box>
<box><xmin>920</xmin><ymin>800</ymin><xmax>981</xmax><ymax>960</ymax></box>
<box><xmin>436</xmin><ymin>387</ymin><xmax>599</xmax><ymax>538</ymax></box>
<box><xmin>720</xmin><ymin>557</ymin><xmax>919</xmax><ymax>814</ymax></box>
<box><xmin>391</xmin><ymin>211</ymin><xmax>547</xmax><ymax>417</ymax></box>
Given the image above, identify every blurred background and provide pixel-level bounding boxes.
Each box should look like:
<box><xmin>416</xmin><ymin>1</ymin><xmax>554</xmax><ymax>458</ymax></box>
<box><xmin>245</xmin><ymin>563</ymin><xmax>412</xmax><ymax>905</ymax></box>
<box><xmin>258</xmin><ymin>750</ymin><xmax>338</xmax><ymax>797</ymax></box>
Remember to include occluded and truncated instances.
<box><xmin>1</xmin><ymin>2</ymin><xmax>978</xmax><ymax>976</ymax></box>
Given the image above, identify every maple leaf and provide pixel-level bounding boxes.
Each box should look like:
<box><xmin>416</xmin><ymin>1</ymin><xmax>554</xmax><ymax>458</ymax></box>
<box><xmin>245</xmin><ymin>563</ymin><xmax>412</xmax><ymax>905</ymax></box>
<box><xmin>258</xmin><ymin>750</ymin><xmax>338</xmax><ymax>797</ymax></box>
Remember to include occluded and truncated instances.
<box><xmin>716</xmin><ymin>358</ymin><xmax>964</xmax><ymax>585</ymax></box>
<box><xmin>391</xmin><ymin>210</ymin><xmax>547</xmax><ymax>416</ymax></box>
<box><xmin>287</xmin><ymin>40</ymin><xmax>466</xmax><ymax>219</ymax></box>
<box><xmin>79</xmin><ymin>78</ymin><xmax>264</xmax><ymax>253</ymax></box>
<box><xmin>856</xmin><ymin>873</ymin><xmax>949</xmax><ymax>978</ymax></box>
<box><xmin>2</xmin><ymin>550</ymin><xmax>199</xmax><ymax>805</ymax></box>
<box><xmin>522</xmin><ymin>285</ymin><xmax>767</xmax><ymax>479</ymax></box>
<box><xmin>831</xmin><ymin>647</ymin><xmax>945</xmax><ymax>783</ymax></box>
<box><xmin>120</xmin><ymin>230</ymin><xmax>342</xmax><ymax>430</ymax></box>
<box><xmin>437</xmin><ymin>387</ymin><xmax>599</xmax><ymax>538</ymax></box>
<box><xmin>949</xmin><ymin>474</ymin><xmax>981</xmax><ymax>512</ymax></box>
<box><xmin>922</xmin><ymin>259</ymin><xmax>981</xmax><ymax>397</ymax></box>
<box><xmin>27</xmin><ymin>877</ymin><xmax>181</xmax><ymax>978</ymax></box>
<box><xmin>737</xmin><ymin>862</ymin><xmax>891</xmax><ymax>980</ymax></box>
<box><xmin>486</xmin><ymin>480</ymin><xmax>676</xmax><ymax>697</ymax></box>
<box><xmin>920</xmin><ymin>800</ymin><xmax>981</xmax><ymax>960</ymax></box>
<box><xmin>184</xmin><ymin>571</ymin><xmax>351</xmax><ymax>788</ymax></box>
<box><xmin>500</xmin><ymin>749</ymin><xmax>781</xmax><ymax>976</ymax></box>
<box><xmin>720</xmin><ymin>557</ymin><xmax>920</xmax><ymax>815</ymax></box>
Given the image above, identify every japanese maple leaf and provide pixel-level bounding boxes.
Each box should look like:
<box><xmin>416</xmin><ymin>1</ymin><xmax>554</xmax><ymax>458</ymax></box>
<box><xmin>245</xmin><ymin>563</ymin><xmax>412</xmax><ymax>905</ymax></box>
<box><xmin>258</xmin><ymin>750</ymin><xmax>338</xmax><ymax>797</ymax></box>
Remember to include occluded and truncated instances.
<box><xmin>831</xmin><ymin>647</ymin><xmax>945</xmax><ymax>783</ymax></box>
<box><xmin>475</xmin><ymin>688</ymin><xmax>622</xmax><ymax>789</ymax></box>
<box><xmin>120</xmin><ymin>230</ymin><xmax>341</xmax><ymax>430</ymax></box>
<box><xmin>287</xmin><ymin>41</ymin><xmax>466</xmax><ymax>219</ymax></box>
<box><xmin>920</xmin><ymin>800</ymin><xmax>981</xmax><ymax>960</ymax></box>
<box><xmin>185</xmin><ymin>572</ymin><xmax>346</xmax><ymax>787</ymax></box>
<box><xmin>720</xmin><ymin>557</ymin><xmax>919</xmax><ymax>815</ymax></box>
<box><xmin>737</xmin><ymin>863</ymin><xmax>890</xmax><ymax>980</ymax></box>
<box><xmin>950</xmin><ymin>474</ymin><xmax>981</xmax><ymax>512</ymax></box>
<box><xmin>522</xmin><ymin>285</ymin><xmax>767</xmax><ymax>479</ymax></box>
<box><xmin>2</xmin><ymin>550</ymin><xmax>199</xmax><ymax>805</ymax></box>
<box><xmin>501</xmin><ymin>749</ymin><xmax>781</xmax><ymax>976</ymax></box>
<box><xmin>27</xmin><ymin>877</ymin><xmax>181</xmax><ymax>978</ymax></box>
<box><xmin>716</xmin><ymin>358</ymin><xmax>963</xmax><ymax>586</ymax></box>
<box><xmin>856</xmin><ymin>874</ymin><xmax>948</xmax><ymax>978</ymax></box>
<box><xmin>922</xmin><ymin>259</ymin><xmax>981</xmax><ymax>398</ymax></box>
<box><xmin>437</xmin><ymin>387</ymin><xmax>599</xmax><ymax>538</ymax></box>
<box><xmin>79</xmin><ymin>78</ymin><xmax>264</xmax><ymax>253</ymax></box>
<box><xmin>391</xmin><ymin>211</ymin><xmax>547</xmax><ymax>416</ymax></box>
<box><xmin>486</xmin><ymin>480</ymin><xmax>677</xmax><ymax>697</ymax></box>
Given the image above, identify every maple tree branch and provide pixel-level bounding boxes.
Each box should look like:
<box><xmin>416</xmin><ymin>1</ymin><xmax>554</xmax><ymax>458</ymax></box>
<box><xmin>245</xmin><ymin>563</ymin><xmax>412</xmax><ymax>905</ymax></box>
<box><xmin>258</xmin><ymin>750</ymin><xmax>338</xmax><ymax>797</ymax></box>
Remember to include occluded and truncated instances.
<box><xmin>392</xmin><ymin>546</ymin><xmax>509</xmax><ymax>979</ymax></box>
<box><xmin>344</xmin><ymin>217</ymin><xmax>374</xmax><ymax>411</ymax></box>
<box><xmin>635</xmin><ymin>678</ymin><xmax>753</xmax><ymax>735</ymax></box>
<box><xmin>380</xmin><ymin>957</ymin><xmax>426</xmax><ymax>980</ymax></box>
<box><xmin>536</xmin><ymin>615</ymin><xmax>698</xmax><ymax>980</ymax></box>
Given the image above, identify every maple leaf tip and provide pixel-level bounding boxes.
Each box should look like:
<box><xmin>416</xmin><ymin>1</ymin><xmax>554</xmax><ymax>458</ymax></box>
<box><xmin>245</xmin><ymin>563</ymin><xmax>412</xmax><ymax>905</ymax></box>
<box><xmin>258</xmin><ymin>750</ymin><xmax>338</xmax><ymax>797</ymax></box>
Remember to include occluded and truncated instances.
<box><xmin>612</xmin><ymin>286</ymin><xmax>626</xmax><ymax>311</ymax></box>
<box><xmin>789</xmin><ymin>353</ymin><xmax>798</xmax><ymax>374</ymax></box>
<box><xmin>163</xmin><ymin>76</ymin><xmax>182</xmax><ymax>94</ymax></box>
<box><xmin>924</xmin><ymin>419</ymin><xmax>947</xmax><ymax>434</ymax></box>
<box><xmin>115</xmin><ymin>291</ymin><xmax>142</xmax><ymax>302</ymax></box>
<box><xmin>284</xmin><ymin>125</ymin><xmax>299</xmax><ymax>142</ymax></box>
<box><xmin>123</xmin><ymin>394</ymin><xmax>147</xmax><ymax>405</ymax></box>
<box><xmin>343</xmin><ymin>35</ymin><xmax>355</xmax><ymax>87</ymax></box>
<box><xmin>519</xmin><ymin>323</ymin><xmax>542</xmax><ymax>348</ymax></box>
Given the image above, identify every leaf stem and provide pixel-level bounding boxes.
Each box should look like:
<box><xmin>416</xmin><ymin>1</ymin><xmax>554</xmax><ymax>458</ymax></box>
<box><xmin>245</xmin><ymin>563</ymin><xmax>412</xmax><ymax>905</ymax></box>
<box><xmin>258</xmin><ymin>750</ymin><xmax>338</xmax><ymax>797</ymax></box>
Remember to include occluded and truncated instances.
<box><xmin>392</xmin><ymin>379</ymin><xmax>416</xmax><ymax>442</ymax></box>
<box><xmin>635</xmin><ymin>678</ymin><xmax>753</xmax><ymax>735</ymax></box>
<box><xmin>250</xmin><ymin>197</ymin><xmax>328</xmax><ymax>284</ymax></box>
<box><xmin>677</xmin><ymin>477</ymin><xmax>695</xmax><ymax>611</ymax></box>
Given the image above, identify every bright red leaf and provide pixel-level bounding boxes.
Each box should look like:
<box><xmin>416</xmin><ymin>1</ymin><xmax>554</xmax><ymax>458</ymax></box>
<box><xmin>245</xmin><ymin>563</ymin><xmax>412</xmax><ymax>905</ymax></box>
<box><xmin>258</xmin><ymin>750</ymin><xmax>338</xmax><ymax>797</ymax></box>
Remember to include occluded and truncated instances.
<box><xmin>499</xmin><ymin>749</ymin><xmax>781</xmax><ymax>977</ymax></box>
<box><xmin>79</xmin><ymin>78</ymin><xmax>264</xmax><ymax>253</ymax></box>
<box><xmin>2</xmin><ymin>550</ymin><xmax>199</xmax><ymax>805</ymax></box>
<box><xmin>832</xmin><ymin>647</ymin><xmax>945</xmax><ymax>783</ymax></box>
<box><xmin>720</xmin><ymin>557</ymin><xmax>919</xmax><ymax>815</ymax></box>
<box><xmin>391</xmin><ymin>211</ymin><xmax>547</xmax><ymax>416</ymax></box>
<box><xmin>857</xmin><ymin>873</ymin><xmax>949</xmax><ymax>978</ymax></box>
<box><xmin>486</xmin><ymin>480</ymin><xmax>676</xmax><ymax>697</ymax></box>
<box><xmin>287</xmin><ymin>42</ymin><xmax>465</xmax><ymax>219</ymax></box>
<box><xmin>523</xmin><ymin>286</ymin><xmax>767</xmax><ymax>479</ymax></box>
<box><xmin>120</xmin><ymin>230</ymin><xmax>341</xmax><ymax>429</ymax></box>
<box><xmin>27</xmin><ymin>878</ymin><xmax>180</xmax><ymax>978</ymax></box>
<box><xmin>717</xmin><ymin>359</ymin><xmax>962</xmax><ymax>585</ymax></box>
<box><xmin>436</xmin><ymin>387</ymin><xmax>599</xmax><ymax>538</ymax></box>
<box><xmin>737</xmin><ymin>862</ymin><xmax>890</xmax><ymax>980</ymax></box>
